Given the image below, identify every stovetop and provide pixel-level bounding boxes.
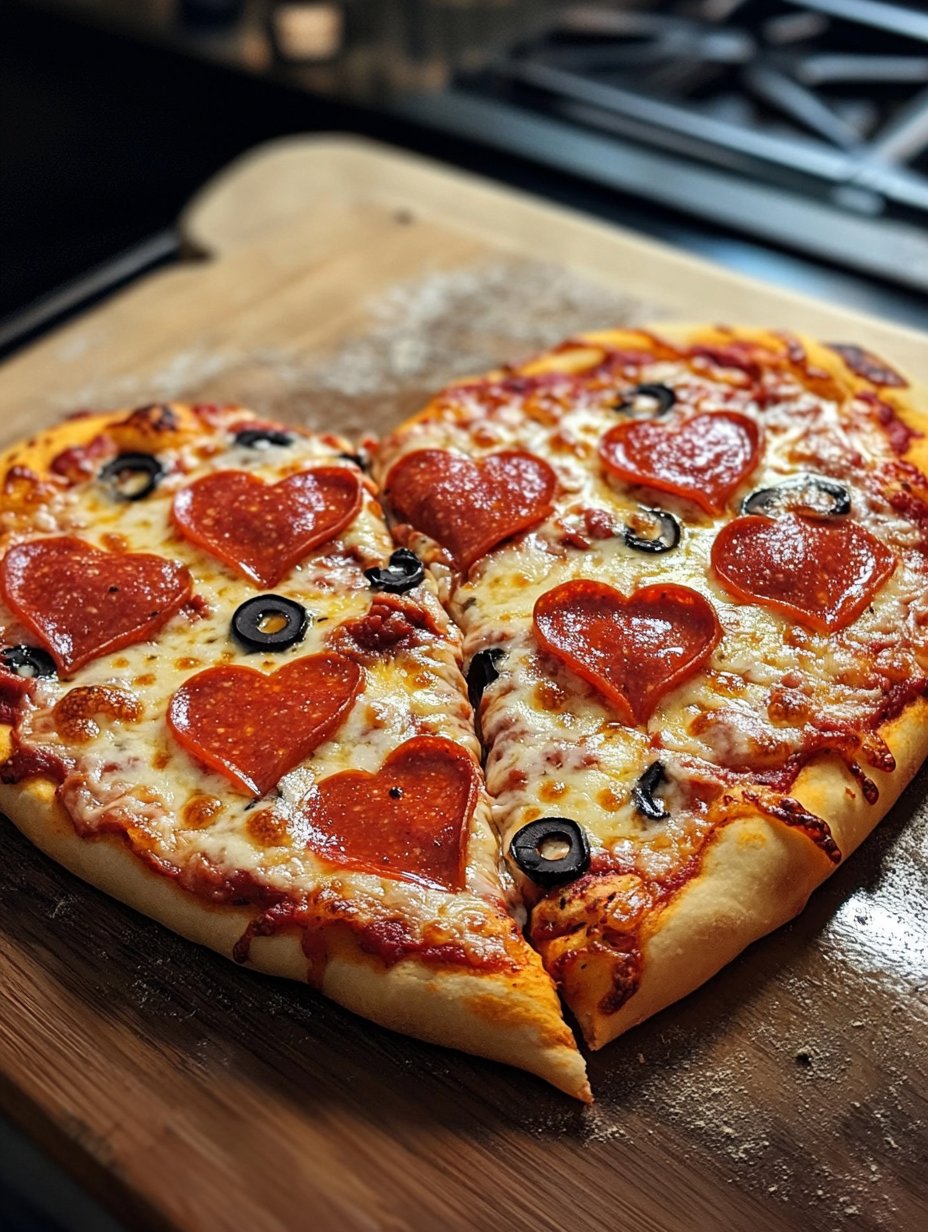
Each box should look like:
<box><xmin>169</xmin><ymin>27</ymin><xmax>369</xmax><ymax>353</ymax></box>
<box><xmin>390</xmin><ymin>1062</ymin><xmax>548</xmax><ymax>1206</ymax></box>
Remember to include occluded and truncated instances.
<box><xmin>4</xmin><ymin>0</ymin><xmax>927</xmax><ymax>346</ymax></box>
<box><xmin>447</xmin><ymin>0</ymin><xmax>928</xmax><ymax>292</ymax></box>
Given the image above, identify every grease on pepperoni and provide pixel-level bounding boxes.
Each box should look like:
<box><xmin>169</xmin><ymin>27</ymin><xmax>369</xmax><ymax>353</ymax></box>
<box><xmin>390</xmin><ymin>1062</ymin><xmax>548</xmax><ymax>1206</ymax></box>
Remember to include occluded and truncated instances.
<box><xmin>711</xmin><ymin>514</ymin><xmax>896</xmax><ymax>634</ymax></box>
<box><xmin>168</xmin><ymin>653</ymin><xmax>362</xmax><ymax>796</ymax></box>
<box><xmin>533</xmin><ymin>579</ymin><xmax>722</xmax><ymax>724</ymax></box>
<box><xmin>599</xmin><ymin>411</ymin><xmax>761</xmax><ymax>514</ymax></box>
<box><xmin>0</xmin><ymin>536</ymin><xmax>193</xmax><ymax>674</ymax></box>
<box><xmin>300</xmin><ymin>736</ymin><xmax>478</xmax><ymax>891</ymax></box>
<box><xmin>172</xmin><ymin>467</ymin><xmax>362</xmax><ymax>588</ymax></box>
<box><xmin>384</xmin><ymin>448</ymin><xmax>556</xmax><ymax>571</ymax></box>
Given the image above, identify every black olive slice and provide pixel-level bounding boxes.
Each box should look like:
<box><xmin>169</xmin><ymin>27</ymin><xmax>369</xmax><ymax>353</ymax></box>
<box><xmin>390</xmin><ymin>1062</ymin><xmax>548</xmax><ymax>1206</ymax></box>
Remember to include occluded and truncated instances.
<box><xmin>1</xmin><ymin>645</ymin><xmax>56</xmax><ymax>679</ymax></box>
<box><xmin>740</xmin><ymin>474</ymin><xmax>851</xmax><ymax>519</ymax></box>
<box><xmin>364</xmin><ymin>548</ymin><xmax>424</xmax><ymax>595</ymax></box>
<box><xmin>233</xmin><ymin>428</ymin><xmax>294</xmax><ymax>449</ymax></box>
<box><xmin>338</xmin><ymin>451</ymin><xmax>368</xmax><ymax>471</ymax></box>
<box><xmin>510</xmin><ymin>818</ymin><xmax>591</xmax><ymax>888</ymax></box>
<box><xmin>99</xmin><ymin>452</ymin><xmax>164</xmax><ymax>502</ymax></box>
<box><xmin>633</xmin><ymin>761</ymin><xmax>670</xmax><ymax>821</ymax></box>
<box><xmin>623</xmin><ymin>507</ymin><xmax>681</xmax><ymax>554</ymax></box>
<box><xmin>613</xmin><ymin>383</ymin><xmax>676</xmax><ymax>416</ymax></box>
<box><xmin>231</xmin><ymin>595</ymin><xmax>308</xmax><ymax>653</ymax></box>
<box><xmin>466</xmin><ymin>647</ymin><xmax>506</xmax><ymax>709</ymax></box>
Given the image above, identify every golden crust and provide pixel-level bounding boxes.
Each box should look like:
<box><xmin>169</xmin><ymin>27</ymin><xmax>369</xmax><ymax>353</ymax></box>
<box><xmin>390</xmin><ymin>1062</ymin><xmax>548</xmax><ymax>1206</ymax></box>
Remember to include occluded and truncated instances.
<box><xmin>0</xmin><ymin>778</ymin><xmax>589</xmax><ymax>1098</ymax></box>
<box><xmin>0</xmin><ymin>403</ymin><xmax>589</xmax><ymax>1099</ymax></box>
<box><xmin>389</xmin><ymin>324</ymin><xmax>928</xmax><ymax>1051</ymax></box>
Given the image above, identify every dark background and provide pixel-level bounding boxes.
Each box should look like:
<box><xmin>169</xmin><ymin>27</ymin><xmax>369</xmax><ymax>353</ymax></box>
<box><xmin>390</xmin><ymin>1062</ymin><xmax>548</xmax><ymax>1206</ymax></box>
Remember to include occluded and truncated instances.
<box><xmin>4</xmin><ymin>0</ymin><xmax>927</xmax><ymax>347</ymax></box>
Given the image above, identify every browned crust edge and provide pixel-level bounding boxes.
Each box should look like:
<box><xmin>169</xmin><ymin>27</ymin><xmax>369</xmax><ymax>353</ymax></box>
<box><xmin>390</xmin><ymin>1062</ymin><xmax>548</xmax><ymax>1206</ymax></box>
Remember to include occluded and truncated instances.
<box><xmin>562</xmin><ymin>694</ymin><xmax>928</xmax><ymax>1049</ymax></box>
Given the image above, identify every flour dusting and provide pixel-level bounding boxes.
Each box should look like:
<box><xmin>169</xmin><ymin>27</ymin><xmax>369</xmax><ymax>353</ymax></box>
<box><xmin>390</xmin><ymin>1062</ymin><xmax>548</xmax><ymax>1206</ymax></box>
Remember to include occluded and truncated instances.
<box><xmin>56</xmin><ymin>258</ymin><xmax>662</xmax><ymax>437</ymax></box>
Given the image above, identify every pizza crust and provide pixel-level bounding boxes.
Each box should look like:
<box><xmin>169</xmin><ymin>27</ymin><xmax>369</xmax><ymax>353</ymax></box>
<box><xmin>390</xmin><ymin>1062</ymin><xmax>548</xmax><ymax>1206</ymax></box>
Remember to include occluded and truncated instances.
<box><xmin>543</xmin><ymin>693</ymin><xmax>928</xmax><ymax>1049</ymax></box>
<box><xmin>0</xmin><ymin>772</ymin><xmax>590</xmax><ymax>1100</ymax></box>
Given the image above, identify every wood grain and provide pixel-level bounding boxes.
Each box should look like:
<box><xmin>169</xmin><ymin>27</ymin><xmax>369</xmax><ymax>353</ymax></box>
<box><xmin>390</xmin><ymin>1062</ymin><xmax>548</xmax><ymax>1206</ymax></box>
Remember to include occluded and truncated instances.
<box><xmin>0</xmin><ymin>136</ymin><xmax>926</xmax><ymax>1232</ymax></box>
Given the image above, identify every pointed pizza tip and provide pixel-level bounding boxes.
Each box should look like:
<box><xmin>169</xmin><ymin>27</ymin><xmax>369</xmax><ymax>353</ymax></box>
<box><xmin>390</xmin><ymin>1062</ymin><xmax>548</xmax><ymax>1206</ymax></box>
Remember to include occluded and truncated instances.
<box><xmin>316</xmin><ymin>922</ymin><xmax>591</xmax><ymax>1100</ymax></box>
<box><xmin>529</xmin><ymin>1030</ymin><xmax>591</xmax><ymax>1103</ymax></box>
<box><xmin>575</xmin><ymin>1076</ymin><xmax>594</xmax><ymax>1105</ymax></box>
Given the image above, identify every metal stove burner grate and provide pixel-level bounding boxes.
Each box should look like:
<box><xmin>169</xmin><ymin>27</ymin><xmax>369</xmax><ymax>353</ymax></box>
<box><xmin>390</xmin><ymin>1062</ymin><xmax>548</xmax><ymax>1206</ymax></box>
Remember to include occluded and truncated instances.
<box><xmin>452</xmin><ymin>0</ymin><xmax>928</xmax><ymax>290</ymax></box>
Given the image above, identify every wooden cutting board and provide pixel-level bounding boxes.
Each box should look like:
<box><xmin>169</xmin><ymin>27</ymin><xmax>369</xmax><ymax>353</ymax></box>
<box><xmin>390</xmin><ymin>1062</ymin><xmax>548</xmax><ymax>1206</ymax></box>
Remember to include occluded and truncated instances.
<box><xmin>0</xmin><ymin>136</ymin><xmax>926</xmax><ymax>1232</ymax></box>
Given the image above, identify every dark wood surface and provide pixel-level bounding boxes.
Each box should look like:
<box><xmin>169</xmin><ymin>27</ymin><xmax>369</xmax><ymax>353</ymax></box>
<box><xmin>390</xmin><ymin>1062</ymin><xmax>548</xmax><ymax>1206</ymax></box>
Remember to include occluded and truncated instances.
<box><xmin>0</xmin><ymin>139</ymin><xmax>926</xmax><ymax>1232</ymax></box>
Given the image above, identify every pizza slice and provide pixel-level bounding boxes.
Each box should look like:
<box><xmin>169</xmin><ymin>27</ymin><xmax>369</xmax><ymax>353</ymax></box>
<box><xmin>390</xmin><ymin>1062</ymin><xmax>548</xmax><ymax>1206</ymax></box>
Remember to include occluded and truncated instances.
<box><xmin>0</xmin><ymin>402</ymin><xmax>588</xmax><ymax>1099</ymax></box>
<box><xmin>375</xmin><ymin>326</ymin><xmax>928</xmax><ymax>1050</ymax></box>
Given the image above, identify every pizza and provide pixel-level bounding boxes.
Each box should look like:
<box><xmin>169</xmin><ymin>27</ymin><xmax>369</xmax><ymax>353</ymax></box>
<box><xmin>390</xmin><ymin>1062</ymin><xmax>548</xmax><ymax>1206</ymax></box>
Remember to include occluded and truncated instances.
<box><xmin>0</xmin><ymin>401</ymin><xmax>589</xmax><ymax>1100</ymax></box>
<box><xmin>0</xmin><ymin>327</ymin><xmax>926</xmax><ymax>1100</ymax></box>
<box><xmin>374</xmin><ymin>326</ymin><xmax>928</xmax><ymax>1050</ymax></box>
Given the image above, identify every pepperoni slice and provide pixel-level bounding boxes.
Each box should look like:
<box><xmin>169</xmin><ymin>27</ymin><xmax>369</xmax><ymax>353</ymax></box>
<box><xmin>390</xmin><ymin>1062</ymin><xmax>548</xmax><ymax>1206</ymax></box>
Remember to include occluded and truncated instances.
<box><xmin>0</xmin><ymin>536</ymin><xmax>192</xmax><ymax>675</ymax></box>
<box><xmin>172</xmin><ymin>468</ymin><xmax>362</xmax><ymax>588</ymax></box>
<box><xmin>533</xmin><ymin>580</ymin><xmax>722</xmax><ymax>724</ymax></box>
<box><xmin>300</xmin><ymin>736</ymin><xmax>478</xmax><ymax>891</ymax></box>
<box><xmin>599</xmin><ymin>411</ymin><xmax>761</xmax><ymax>514</ymax></box>
<box><xmin>168</xmin><ymin>654</ymin><xmax>362</xmax><ymax>796</ymax></box>
<box><xmin>711</xmin><ymin>514</ymin><xmax>896</xmax><ymax>633</ymax></box>
<box><xmin>384</xmin><ymin>449</ymin><xmax>556</xmax><ymax>571</ymax></box>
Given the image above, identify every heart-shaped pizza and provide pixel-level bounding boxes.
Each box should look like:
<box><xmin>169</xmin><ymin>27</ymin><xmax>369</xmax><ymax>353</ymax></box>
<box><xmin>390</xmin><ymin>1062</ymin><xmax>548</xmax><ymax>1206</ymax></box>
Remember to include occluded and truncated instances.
<box><xmin>1</xmin><ymin>327</ymin><xmax>926</xmax><ymax>1100</ymax></box>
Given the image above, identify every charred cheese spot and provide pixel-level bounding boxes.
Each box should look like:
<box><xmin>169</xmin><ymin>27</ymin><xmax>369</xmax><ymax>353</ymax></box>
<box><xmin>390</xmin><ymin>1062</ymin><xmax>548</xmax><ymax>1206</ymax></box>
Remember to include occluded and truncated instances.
<box><xmin>246</xmin><ymin>809</ymin><xmax>290</xmax><ymax>847</ymax></box>
<box><xmin>183</xmin><ymin>795</ymin><xmax>224</xmax><ymax>829</ymax></box>
<box><xmin>3</xmin><ymin>465</ymin><xmax>55</xmax><ymax>508</ymax></box>
<box><xmin>472</xmin><ymin>425</ymin><xmax>502</xmax><ymax>448</ymax></box>
<box><xmin>53</xmin><ymin>686</ymin><xmax>142</xmax><ymax>743</ymax></box>
<box><xmin>364</xmin><ymin>703</ymin><xmax>389</xmax><ymax>730</ymax></box>
<box><xmin>534</xmin><ymin>680</ymin><xmax>568</xmax><ymax>712</ymax></box>
<box><xmin>596</xmin><ymin>786</ymin><xmax>624</xmax><ymax>812</ymax></box>
<box><xmin>539</xmin><ymin>779</ymin><xmax>568</xmax><ymax>803</ymax></box>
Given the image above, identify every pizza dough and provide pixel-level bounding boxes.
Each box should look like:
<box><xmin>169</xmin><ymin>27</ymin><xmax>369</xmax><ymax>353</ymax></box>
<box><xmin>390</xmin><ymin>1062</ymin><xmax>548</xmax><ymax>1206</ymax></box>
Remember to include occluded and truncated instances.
<box><xmin>2</xmin><ymin>327</ymin><xmax>926</xmax><ymax>1093</ymax></box>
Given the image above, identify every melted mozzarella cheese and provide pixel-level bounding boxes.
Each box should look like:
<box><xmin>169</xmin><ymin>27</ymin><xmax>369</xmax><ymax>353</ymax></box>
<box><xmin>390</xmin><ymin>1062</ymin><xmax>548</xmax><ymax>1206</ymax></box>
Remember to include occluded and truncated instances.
<box><xmin>2</xmin><ymin>409</ymin><xmax>512</xmax><ymax>938</ymax></box>
<box><xmin>376</xmin><ymin>351</ymin><xmax>928</xmax><ymax>874</ymax></box>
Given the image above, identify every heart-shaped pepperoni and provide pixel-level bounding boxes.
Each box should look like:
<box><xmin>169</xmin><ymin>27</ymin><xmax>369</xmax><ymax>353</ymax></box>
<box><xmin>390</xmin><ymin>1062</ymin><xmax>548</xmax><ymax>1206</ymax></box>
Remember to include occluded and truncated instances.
<box><xmin>711</xmin><ymin>514</ymin><xmax>896</xmax><ymax>633</ymax></box>
<box><xmin>533</xmin><ymin>580</ymin><xmax>722</xmax><ymax>724</ymax></box>
<box><xmin>599</xmin><ymin>411</ymin><xmax>761</xmax><ymax>514</ymax></box>
<box><xmin>300</xmin><ymin>736</ymin><xmax>478</xmax><ymax>891</ymax></box>
<box><xmin>172</xmin><ymin>468</ymin><xmax>362</xmax><ymax>588</ymax></box>
<box><xmin>384</xmin><ymin>449</ymin><xmax>556</xmax><ymax>571</ymax></box>
<box><xmin>168</xmin><ymin>654</ymin><xmax>362</xmax><ymax>796</ymax></box>
<box><xmin>0</xmin><ymin>536</ymin><xmax>193</xmax><ymax>675</ymax></box>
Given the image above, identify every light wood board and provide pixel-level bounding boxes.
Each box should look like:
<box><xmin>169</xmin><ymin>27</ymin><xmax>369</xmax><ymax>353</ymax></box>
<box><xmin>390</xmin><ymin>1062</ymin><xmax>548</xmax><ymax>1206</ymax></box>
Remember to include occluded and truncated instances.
<box><xmin>0</xmin><ymin>136</ymin><xmax>926</xmax><ymax>1232</ymax></box>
